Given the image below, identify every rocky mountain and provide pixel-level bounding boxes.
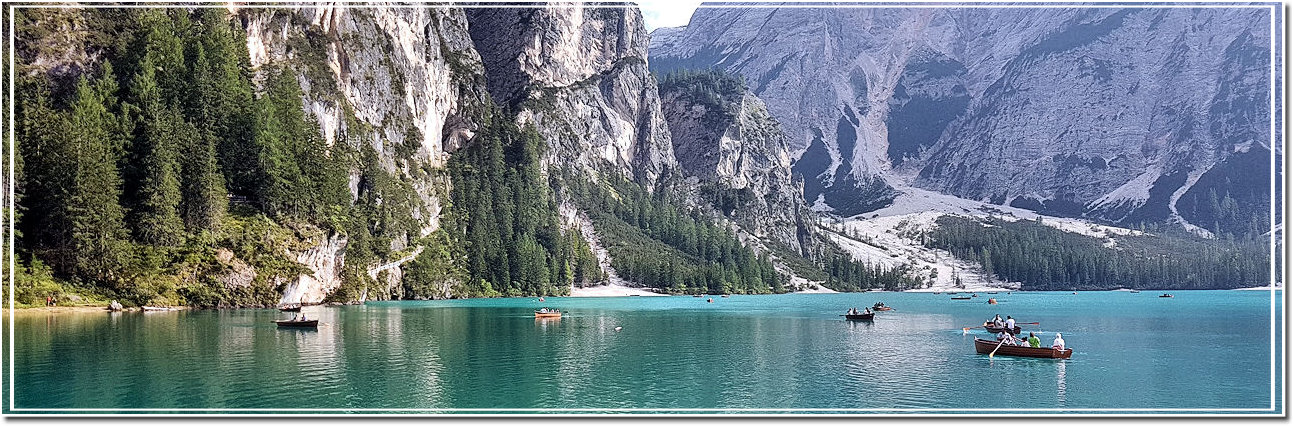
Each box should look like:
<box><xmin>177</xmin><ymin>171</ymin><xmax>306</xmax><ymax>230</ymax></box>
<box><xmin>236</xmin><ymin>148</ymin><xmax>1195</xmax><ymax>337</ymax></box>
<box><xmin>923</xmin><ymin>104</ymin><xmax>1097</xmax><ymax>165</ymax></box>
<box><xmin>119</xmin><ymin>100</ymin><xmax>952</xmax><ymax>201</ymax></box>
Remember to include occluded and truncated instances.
<box><xmin>657</xmin><ymin>69</ymin><xmax>810</xmax><ymax>254</ymax></box>
<box><xmin>465</xmin><ymin>6</ymin><xmax>676</xmax><ymax>186</ymax></box>
<box><xmin>649</xmin><ymin>6</ymin><xmax>1276</xmax><ymax>237</ymax></box>
<box><xmin>238</xmin><ymin>6</ymin><xmax>489</xmax><ymax>302</ymax></box>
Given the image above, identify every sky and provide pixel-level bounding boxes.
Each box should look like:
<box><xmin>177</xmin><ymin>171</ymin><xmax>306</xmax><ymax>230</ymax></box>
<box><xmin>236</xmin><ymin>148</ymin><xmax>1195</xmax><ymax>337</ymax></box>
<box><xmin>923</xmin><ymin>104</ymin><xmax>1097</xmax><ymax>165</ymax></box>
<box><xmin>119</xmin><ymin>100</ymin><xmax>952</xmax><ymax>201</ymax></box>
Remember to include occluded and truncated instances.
<box><xmin>636</xmin><ymin>0</ymin><xmax>703</xmax><ymax>31</ymax></box>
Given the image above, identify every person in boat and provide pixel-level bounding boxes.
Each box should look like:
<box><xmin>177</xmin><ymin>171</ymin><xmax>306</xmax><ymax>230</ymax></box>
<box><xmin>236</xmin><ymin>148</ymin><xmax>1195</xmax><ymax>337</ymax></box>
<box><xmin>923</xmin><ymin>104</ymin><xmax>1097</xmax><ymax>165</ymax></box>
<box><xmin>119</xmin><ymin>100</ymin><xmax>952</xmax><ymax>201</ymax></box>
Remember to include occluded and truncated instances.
<box><xmin>864</xmin><ymin>307</ymin><xmax>872</xmax><ymax>314</ymax></box>
<box><xmin>992</xmin><ymin>314</ymin><xmax>1003</xmax><ymax>328</ymax></box>
<box><xmin>1005</xmin><ymin>316</ymin><xmax>1015</xmax><ymax>331</ymax></box>
<box><xmin>1027</xmin><ymin>332</ymin><xmax>1041</xmax><ymax>348</ymax></box>
<box><xmin>540</xmin><ymin>308</ymin><xmax>548</xmax><ymax>313</ymax></box>
<box><xmin>1052</xmin><ymin>333</ymin><xmax>1065</xmax><ymax>350</ymax></box>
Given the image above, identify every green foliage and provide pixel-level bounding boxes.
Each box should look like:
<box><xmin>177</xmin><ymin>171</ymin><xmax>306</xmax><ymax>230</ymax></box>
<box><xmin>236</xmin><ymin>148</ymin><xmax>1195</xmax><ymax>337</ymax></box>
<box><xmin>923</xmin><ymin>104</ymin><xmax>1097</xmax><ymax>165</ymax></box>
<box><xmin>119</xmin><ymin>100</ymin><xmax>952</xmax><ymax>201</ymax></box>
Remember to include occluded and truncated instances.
<box><xmin>925</xmin><ymin>215</ymin><xmax>1269</xmax><ymax>290</ymax></box>
<box><xmin>13</xmin><ymin>10</ymin><xmax>351</xmax><ymax>307</ymax></box>
<box><xmin>559</xmin><ymin>168</ymin><xmax>786</xmax><ymax>295</ymax></box>
<box><xmin>401</xmin><ymin>229</ymin><xmax>468</xmax><ymax>299</ymax></box>
<box><xmin>442</xmin><ymin>103</ymin><xmax>581</xmax><ymax>297</ymax></box>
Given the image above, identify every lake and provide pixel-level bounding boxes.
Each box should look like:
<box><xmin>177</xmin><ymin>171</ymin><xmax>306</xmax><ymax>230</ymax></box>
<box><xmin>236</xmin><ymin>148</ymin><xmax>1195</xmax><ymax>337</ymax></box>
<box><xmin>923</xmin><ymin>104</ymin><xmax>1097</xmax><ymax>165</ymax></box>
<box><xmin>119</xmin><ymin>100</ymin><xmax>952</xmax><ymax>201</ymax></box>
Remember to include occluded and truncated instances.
<box><xmin>5</xmin><ymin>290</ymin><xmax>1283</xmax><ymax>414</ymax></box>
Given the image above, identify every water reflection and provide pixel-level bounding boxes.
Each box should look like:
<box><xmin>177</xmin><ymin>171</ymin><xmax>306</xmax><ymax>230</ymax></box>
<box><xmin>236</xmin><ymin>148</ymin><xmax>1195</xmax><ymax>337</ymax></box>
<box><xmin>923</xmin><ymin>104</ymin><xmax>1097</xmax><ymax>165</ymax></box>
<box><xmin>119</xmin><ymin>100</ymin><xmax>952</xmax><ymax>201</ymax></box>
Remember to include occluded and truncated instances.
<box><xmin>1056</xmin><ymin>360</ymin><xmax>1067</xmax><ymax>407</ymax></box>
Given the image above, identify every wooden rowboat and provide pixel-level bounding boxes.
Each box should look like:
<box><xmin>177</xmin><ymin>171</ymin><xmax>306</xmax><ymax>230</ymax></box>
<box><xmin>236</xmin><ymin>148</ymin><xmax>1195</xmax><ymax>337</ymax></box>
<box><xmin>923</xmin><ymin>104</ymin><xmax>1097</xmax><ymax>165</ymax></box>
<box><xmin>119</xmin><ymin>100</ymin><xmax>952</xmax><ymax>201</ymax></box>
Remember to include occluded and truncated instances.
<box><xmin>974</xmin><ymin>338</ymin><xmax>1071</xmax><ymax>359</ymax></box>
<box><xmin>844</xmin><ymin>313</ymin><xmax>874</xmax><ymax>321</ymax></box>
<box><xmin>983</xmin><ymin>323</ymin><xmax>1022</xmax><ymax>335</ymax></box>
<box><xmin>1159</xmin><ymin>294</ymin><xmax>1173</xmax><ymax>298</ymax></box>
<box><xmin>275</xmin><ymin>319</ymin><xmax>318</xmax><ymax>328</ymax></box>
<box><xmin>535</xmin><ymin>310</ymin><xmax>562</xmax><ymax>318</ymax></box>
<box><xmin>278</xmin><ymin>305</ymin><xmax>301</xmax><ymax>312</ymax></box>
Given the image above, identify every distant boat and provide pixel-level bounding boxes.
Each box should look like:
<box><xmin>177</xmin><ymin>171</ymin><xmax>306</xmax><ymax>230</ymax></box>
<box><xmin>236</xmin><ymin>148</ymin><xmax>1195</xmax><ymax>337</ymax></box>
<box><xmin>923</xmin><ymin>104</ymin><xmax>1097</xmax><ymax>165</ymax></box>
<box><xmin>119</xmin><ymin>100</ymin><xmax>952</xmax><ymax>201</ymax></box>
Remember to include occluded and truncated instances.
<box><xmin>974</xmin><ymin>338</ymin><xmax>1071</xmax><ymax>359</ymax></box>
<box><xmin>693</xmin><ymin>295</ymin><xmax>703</xmax><ymax>298</ymax></box>
<box><xmin>872</xmin><ymin>303</ymin><xmax>892</xmax><ymax>311</ymax></box>
<box><xmin>844</xmin><ymin>313</ymin><xmax>874</xmax><ymax>321</ymax></box>
<box><xmin>278</xmin><ymin>305</ymin><xmax>301</xmax><ymax>312</ymax></box>
<box><xmin>535</xmin><ymin>309</ymin><xmax>562</xmax><ymax>318</ymax></box>
<box><xmin>986</xmin><ymin>292</ymin><xmax>998</xmax><ymax>294</ymax></box>
<box><xmin>971</xmin><ymin>294</ymin><xmax>979</xmax><ymax>297</ymax></box>
<box><xmin>951</xmin><ymin>296</ymin><xmax>972</xmax><ymax>300</ymax></box>
<box><xmin>933</xmin><ymin>292</ymin><xmax>941</xmax><ymax>294</ymax></box>
<box><xmin>1130</xmin><ymin>290</ymin><xmax>1141</xmax><ymax>293</ymax></box>
<box><xmin>1160</xmin><ymin>294</ymin><xmax>1173</xmax><ymax>298</ymax></box>
<box><xmin>721</xmin><ymin>294</ymin><xmax>731</xmax><ymax>298</ymax></box>
<box><xmin>275</xmin><ymin>319</ymin><xmax>318</xmax><ymax>328</ymax></box>
<box><xmin>142</xmin><ymin>306</ymin><xmax>175</xmax><ymax>312</ymax></box>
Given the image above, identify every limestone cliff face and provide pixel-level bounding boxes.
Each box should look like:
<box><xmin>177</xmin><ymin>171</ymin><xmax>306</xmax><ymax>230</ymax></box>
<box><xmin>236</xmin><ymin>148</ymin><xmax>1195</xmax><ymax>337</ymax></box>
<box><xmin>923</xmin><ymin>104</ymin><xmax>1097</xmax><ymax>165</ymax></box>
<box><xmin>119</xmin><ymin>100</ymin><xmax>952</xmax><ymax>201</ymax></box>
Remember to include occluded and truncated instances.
<box><xmin>239</xmin><ymin>6</ymin><xmax>488</xmax><ymax>302</ymax></box>
<box><xmin>650</xmin><ymin>6</ymin><xmax>1275</xmax><ymax>235</ymax></box>
<box><xmin>658</xmin><ymin>76</ymin><xmax>808</xmax><ymax>253</ymax></box>
<box><xmin>466</xmin><ymin>4</ymin><xmax>675</xmax><ymax>185</ymax></box>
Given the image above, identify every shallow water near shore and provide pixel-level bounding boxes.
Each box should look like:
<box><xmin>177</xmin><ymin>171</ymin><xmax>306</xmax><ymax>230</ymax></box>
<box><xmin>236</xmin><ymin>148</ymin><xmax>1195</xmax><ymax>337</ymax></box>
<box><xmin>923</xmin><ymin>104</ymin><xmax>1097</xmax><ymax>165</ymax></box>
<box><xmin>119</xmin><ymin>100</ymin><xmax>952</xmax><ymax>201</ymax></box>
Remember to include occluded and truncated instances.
<box><xmin>6</xmin><ymin>290</ymin><xmax>1283</xmax><ymax>414</ymax></box>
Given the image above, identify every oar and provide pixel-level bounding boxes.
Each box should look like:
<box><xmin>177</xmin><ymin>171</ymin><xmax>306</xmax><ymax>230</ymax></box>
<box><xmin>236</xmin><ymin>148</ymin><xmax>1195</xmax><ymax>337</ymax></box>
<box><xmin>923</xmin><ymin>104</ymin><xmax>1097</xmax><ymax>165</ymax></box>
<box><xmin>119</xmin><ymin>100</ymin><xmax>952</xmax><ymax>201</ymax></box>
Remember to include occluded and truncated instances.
<box><xmin>989</xmin><ymin>337</ymin><xmax>1008</xmax><ymax>358</ymax></box>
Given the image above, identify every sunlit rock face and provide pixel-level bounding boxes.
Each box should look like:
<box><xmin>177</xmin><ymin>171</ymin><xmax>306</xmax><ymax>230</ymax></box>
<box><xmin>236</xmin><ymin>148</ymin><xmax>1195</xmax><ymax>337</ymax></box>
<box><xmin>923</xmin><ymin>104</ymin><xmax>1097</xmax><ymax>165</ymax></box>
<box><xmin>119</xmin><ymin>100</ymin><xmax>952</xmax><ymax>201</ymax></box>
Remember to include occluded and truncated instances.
<box><xmin>241</xmin><ymin>6</ymin><xmax>489</xmax><ymax>301</ymax></box>
<box><xmin>466</xmin><ymin>4</ymin><xmax>676</xmax><ymax>186</ymax></box>
<box><xmin>650</xmin><ymin>6</ymin><xmax>1275</xmax><ymax>234</ymax></box>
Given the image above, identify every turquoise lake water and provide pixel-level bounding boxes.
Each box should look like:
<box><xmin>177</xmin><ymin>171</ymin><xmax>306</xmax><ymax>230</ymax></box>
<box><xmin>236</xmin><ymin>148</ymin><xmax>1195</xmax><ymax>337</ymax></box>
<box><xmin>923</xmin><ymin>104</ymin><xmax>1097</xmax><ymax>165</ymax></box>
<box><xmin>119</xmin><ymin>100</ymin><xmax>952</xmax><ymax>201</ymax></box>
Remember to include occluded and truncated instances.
<box><xmin>5</xmin><ymin>290</ymin><xmax>1284</xmax><ymax>414</ymax></box>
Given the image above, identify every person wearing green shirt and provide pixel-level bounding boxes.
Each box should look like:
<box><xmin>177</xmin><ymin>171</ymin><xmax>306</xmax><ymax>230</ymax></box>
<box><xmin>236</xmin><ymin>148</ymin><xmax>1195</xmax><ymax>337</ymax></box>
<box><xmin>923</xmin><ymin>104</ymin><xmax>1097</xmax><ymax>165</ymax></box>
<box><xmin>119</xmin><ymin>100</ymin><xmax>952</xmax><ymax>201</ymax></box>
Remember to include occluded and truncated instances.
<box><xmin>1027</xmin><ymin>332</ymin><xmax>1041</xmax><ymax>348</ymax></box>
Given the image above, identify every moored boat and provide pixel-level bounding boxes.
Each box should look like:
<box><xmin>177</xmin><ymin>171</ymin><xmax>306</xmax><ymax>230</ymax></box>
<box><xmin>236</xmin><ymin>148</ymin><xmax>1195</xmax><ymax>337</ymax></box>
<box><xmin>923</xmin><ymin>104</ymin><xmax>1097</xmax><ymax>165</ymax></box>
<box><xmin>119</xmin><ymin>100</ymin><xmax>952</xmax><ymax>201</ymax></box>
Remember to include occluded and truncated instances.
<box><xmin>844</xmin><ymin>313</ymin><xmax>874</xmax><ymax>321</ymax></box>
<box><xmin>275</xmin><ymin>319</ymin><xmax>318</xmax><ymax>328</ymax></box>
<box><xmin>974</xmin><ymin>338</ymin><xmax>1071</xmax><ymax>359</ymax></box>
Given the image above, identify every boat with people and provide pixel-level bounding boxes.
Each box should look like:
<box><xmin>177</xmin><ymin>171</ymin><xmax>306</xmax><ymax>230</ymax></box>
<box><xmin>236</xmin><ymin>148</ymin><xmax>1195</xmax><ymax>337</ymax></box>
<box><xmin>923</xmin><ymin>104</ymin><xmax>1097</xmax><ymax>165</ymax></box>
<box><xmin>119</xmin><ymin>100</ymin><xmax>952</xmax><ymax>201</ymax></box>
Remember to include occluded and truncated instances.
<box><xmin>535</xmin><ymin>308</ymin><xmax>562</xmax><ymax>318</ymax></box>
<box><xmin>278</xmin><ymin>304</ymin><xmax>301</xmax><ymax>312</ymax></box>
<box><xmin>973</xmin><ymin>338</ymin><xmax>1071</xmax><ymax>359</ymax></box>
<box><xmin>1159</xmin><ymin>294</ymin><xmax>1173</xmax><ymax>298</ymax></box>
<box><xmin>982</xmin><ymin>321</ymin><xmax>1022</xmax><ymax>335</ymax></box>
<box><xmin>275</xmin><ymin>319</ymin><xmax>318</xmax><ymax>328</ymax></box>
<box><xmin>872</xmin><ymin>302</ymin><xmax>893</xmax><ymax>311</ymax></box>
<box><xmin>845</xmin><ymin>313</ymin><xmax>875</xmax><ymax>321</ymax></box>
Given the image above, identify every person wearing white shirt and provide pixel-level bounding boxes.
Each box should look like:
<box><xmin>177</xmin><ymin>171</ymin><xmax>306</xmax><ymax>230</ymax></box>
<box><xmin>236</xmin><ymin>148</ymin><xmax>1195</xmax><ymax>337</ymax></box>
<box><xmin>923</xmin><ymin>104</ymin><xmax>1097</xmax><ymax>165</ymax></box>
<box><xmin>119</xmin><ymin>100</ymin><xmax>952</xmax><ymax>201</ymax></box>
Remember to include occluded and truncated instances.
<box><xmin>1052</xmin><ymin>333</ymin><xmax>1066</xmax><ymax>350</ymax></box>
<box><xmin>1005</xmin><ymin>316</ymin><xmax>1015</xmax><ymax>331</ymax></box>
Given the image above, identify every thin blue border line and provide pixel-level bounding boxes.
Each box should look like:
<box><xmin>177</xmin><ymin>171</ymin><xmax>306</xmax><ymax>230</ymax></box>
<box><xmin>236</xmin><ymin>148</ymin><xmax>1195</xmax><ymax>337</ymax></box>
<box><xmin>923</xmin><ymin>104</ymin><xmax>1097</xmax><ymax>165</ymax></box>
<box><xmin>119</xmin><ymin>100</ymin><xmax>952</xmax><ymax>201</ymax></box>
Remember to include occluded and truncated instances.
<box><xmin>2</xmin><ymin>0</ymin><xmax>1284</xmax><ymax>415</ymax></box>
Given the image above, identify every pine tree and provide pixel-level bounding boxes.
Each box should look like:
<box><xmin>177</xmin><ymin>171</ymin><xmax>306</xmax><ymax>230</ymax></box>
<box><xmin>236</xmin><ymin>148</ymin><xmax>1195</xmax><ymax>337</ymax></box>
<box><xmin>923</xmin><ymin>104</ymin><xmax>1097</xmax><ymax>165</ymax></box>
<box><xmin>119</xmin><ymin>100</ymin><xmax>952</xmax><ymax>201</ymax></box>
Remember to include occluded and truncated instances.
<box><xmin>125</xmin><ymin>53</ymin><xmax>185</xmax><ymax>246</ymax></box>
<box><xmin>65</xmin><ymin>68</ymin><xmax>131</xmax><ymax>282</ymax></box>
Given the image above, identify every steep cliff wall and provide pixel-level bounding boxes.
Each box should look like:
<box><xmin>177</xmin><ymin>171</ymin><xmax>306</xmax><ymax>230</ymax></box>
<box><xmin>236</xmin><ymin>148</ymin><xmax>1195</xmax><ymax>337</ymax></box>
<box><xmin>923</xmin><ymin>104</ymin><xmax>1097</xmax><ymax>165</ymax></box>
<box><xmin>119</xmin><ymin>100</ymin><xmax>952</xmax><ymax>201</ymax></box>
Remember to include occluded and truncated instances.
<box><xmin>657</xmin><ymin>71</ymin><xmax>809</xmax><ymax>253</ymax></box>
<box><xmin>238</xmin><ymin>6</ymin><xmax>488</xmax><ymax>302</ymax></box>
<box><xmin>466</xmin><ymin>4</ymin><xmax>676</xmax><ymax>186</ymax></box>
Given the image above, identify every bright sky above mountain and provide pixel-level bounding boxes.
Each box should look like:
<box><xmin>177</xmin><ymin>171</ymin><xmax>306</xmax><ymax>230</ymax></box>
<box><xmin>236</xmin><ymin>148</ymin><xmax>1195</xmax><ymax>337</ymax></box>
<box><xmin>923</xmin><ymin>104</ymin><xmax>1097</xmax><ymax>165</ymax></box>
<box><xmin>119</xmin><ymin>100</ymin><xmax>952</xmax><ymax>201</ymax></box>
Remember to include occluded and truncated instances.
<box><xmin>637</xmin><ymin>0</ymin><xmax>702</xmax><ymax>31</ymax></box>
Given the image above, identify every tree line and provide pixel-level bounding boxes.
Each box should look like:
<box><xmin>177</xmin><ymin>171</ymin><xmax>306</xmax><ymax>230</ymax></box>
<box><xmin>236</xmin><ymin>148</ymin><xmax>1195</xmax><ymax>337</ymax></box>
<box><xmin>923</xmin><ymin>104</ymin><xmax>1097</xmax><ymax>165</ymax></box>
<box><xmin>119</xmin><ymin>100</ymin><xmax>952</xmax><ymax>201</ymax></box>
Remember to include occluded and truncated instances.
<box><xmin>924</xmin><ymin>215</ymin><xmax>1269</xmax><ymax>290</ymax></box>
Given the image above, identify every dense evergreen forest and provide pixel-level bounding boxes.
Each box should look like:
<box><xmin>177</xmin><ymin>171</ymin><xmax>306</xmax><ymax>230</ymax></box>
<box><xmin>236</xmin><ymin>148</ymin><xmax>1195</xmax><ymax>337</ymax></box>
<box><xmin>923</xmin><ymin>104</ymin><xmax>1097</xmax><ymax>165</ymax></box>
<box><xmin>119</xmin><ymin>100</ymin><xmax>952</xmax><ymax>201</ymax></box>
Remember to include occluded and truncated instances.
<box><xmin>13</xmin><ymin>9</ymin><xmax>352</xmax><ymax>307</ymax></box>
<box><xmin>560</xmin><ymin>168</ymin><xmax>787</xmax><ymax>294</ymax></box>
<box><xmin>924</xmin><ymin>215</ymin><xmax>1270</xmax><ymax>290</ymax></box>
